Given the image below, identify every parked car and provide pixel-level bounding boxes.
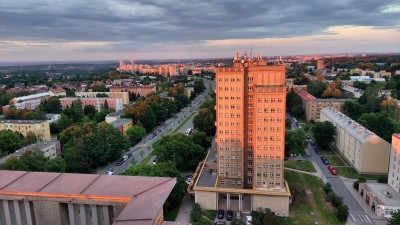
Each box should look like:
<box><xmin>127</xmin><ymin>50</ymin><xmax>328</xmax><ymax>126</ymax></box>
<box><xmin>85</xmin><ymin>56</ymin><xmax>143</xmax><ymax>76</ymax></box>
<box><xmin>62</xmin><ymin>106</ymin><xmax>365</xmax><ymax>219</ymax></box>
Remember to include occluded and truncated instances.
<box><xmin>310</xmin><ymin>141</ymin><xmax>315</xmax><ymax>146</ymax></box>
<box><xmin>127</xmin><ymin>152</ymin><xmax>132</xmax><ymax>158</ymax></box>
<box><xmin>122</xmin><ymin>156</ymin><xmax>129</xmax><ymax>162</ymax></box>
<box><xmin>149</xmin><ymin>136</ymin><xmax>153</xmax><ymax>140</ymax></box>
<box><xmin>320</xmin><ymin>156</ymin><xmax>329</xmax><ymax>165</ymax></box>
<box><xmin>226</xmin><ymin>210</ymin><xmax>233</xmax><ymax>221</ymax></box>
<box><xmin>217</xmin><ymin>210</ymin><xmax>224</xmax><ymax>219</ymax></box>
<box><xmin>185</xmin><ymin>175</ymin><xmax>192</xmax><ymax>185</ymax></box>
<box><xmin>330</xmin><ymin>169</ymin><xmax>337</xmax><ymax>175</ymax></box>
<box><xmin>235</xmin><ymin>211</ymin><xmax>241</xmax><ymax>220</ymax></box>
<box><xmin>246</xmin><ymin>216</ymin><xmax>252</xmax><ymax>225</ymax></box>
<box><xmin>152</xmin><ymin>158</ymin><xmax>157</xmax><ymax>165</ymax></box>
<box><xmin>328</xmin><ymin>165</ymin><xmax>335</xmax><ymax>171</ymax></box>
<box><xmin>116</xmin><ymin>159</ymin><xmax>124</xmax><ymax>166</ymax></box>
<box><xmin>214</xmin><ymin>221</ymin><xmax>226</xmax><ymax>225</ymax></box>
<box><xmin>106</xmin><ymin>168</ymin><xmax>113</xmax><ymax>175</ymax></box>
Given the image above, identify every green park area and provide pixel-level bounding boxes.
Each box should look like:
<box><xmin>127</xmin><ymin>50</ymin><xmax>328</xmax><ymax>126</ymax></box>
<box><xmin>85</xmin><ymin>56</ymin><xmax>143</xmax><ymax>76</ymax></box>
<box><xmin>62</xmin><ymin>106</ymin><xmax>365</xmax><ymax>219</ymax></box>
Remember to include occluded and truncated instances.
<box><xmin>284</xmin><ymin>160</ymin><xmax>316</xmax><ymax>173</ymax></box>
<box><xmin>282</xmin><ymin>171</ymin><xmax>343</xmax><ymax>225</ymax></box>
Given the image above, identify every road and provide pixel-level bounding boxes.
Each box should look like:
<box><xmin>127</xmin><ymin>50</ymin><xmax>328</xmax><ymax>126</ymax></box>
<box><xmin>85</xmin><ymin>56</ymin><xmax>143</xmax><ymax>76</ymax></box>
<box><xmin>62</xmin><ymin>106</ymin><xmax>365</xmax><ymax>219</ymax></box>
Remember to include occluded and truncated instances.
<box><xmin>288</xmin><ymin>116</ymin><xmax>375</xmax><ymax>225</ymax></box>
<box><xmin>97</xmin><ymin>78</ymin><xmax>215</xmax><ymax>175</ymax></box>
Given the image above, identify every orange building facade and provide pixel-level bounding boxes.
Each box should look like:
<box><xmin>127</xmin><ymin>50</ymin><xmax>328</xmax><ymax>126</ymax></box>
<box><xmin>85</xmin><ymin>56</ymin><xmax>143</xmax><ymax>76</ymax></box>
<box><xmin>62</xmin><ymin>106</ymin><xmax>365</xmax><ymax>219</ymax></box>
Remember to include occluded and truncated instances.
<box><xmin>216</xmin><ymin>58</ymin><xmax>287</xmax><ymax>190</ymax></box>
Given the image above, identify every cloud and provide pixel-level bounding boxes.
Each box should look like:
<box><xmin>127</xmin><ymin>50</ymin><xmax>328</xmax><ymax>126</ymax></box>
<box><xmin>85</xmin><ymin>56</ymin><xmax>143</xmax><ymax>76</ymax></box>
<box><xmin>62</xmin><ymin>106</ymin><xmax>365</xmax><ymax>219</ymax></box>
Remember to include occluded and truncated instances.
<box><xmin>1</xmin><ymin>0</ymin><xmax>400</xmax><ymax>61</ymax></box>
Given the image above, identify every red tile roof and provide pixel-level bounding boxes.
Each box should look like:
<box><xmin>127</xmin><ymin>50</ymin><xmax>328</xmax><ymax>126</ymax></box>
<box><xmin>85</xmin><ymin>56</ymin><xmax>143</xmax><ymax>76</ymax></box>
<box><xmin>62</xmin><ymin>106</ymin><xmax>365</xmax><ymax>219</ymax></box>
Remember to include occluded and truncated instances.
<box><xmin>49</xmin><ymin>88</ymin><xmax>65</xmax><ymax>93</ymax></box>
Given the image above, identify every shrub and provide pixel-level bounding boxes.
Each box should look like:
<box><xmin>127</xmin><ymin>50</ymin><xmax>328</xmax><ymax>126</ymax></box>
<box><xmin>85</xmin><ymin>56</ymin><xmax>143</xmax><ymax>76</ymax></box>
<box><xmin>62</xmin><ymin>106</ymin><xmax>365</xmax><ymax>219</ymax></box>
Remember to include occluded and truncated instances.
<box><xmin>190</xmin><ymin>203</ymin><xmax>202</xmax><ymax>222</ymax></box>
<box><xmin>323</xmin><ymin>183</ymin><xmax>333</xmax><ymax>194</ymax></box>
<box><xmin>358</xmin><ymin>177</ymin><xmax>367</xmax><ymax>183</ymax></box>
<box><xmin>377</xmin><ymin>176</ymin><xmax>388</xmax><ymax>183</ymax></box>
<box><xmin>353</xmin><ymin>180</ymin><xmax>359</xmax><ymax>190</ymax></box>
<box><xmin>327</xmin><ymin>192</ymin><xmax>343</xmax><ymax>207</ymax></box>
<box><xmin>337</xmin><ymin>204</ymin><xmax>349</xmax><ymax>222</ymax></box>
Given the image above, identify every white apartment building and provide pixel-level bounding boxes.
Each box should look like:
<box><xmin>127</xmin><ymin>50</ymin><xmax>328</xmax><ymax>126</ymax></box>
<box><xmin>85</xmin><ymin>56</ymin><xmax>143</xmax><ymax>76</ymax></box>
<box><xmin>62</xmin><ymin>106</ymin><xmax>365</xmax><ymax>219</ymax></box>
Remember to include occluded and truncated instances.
<box><xmin>389</xmin><ymin>134</ymin><xmax>400</xmax><ymax>193</ymax></box>
<box><xmin>75</xmin><ymin>92</ymin><xmax>129</xmax><ymax>105</ymax></box>
<box><xmin>320</xmin><ymin>107</ymin><xmax>390</xmax><ymax>174</ymax></box>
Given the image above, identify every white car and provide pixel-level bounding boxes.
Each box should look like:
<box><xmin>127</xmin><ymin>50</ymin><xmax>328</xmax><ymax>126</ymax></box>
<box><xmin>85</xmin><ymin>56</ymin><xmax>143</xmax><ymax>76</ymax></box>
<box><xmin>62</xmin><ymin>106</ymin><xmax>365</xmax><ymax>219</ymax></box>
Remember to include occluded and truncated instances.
<box><xmin>246</xmin><ymin>216</ymin><xmax>252</xmax><ymax>225</ymax></box>
<box><xmin>122</xmin><ymin>156</ymin><xmax>128</xmax><ymax>162</ymax></box>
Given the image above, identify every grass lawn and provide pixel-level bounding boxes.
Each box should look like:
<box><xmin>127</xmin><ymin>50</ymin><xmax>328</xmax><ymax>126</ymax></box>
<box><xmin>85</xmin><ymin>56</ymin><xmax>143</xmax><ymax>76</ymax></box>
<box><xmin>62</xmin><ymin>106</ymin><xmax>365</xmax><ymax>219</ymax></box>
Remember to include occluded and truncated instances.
<box><xmin>284</xmin><ymin>160</ymin><xmax>317</xmax><ymax>172</ymax></box>
<box><xmin>334</xmin><ymin>167</ymin><xmax>383</xmax><ymax>180</ymax></box>
<box><xmin>282</xmin><ymin>171</ymin><xmax>343</xmax><ymax>225</ymax></box>
<box><xmin>325</xmin><ymin>155</ymin><xmax>346</xmax><ymax>166</ymax></box>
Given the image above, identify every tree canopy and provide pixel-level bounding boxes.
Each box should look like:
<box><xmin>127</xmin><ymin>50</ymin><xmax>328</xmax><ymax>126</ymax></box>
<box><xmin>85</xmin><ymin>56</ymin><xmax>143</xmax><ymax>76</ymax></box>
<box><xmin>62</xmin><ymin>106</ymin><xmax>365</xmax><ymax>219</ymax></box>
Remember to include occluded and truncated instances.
<box><xmin>126</xmin><ymin>125</ymin><xmax>147</xmax><ymax>145</ymax></box>
<box><xmin>312</xmin><ymin>121</ymin><xmax>336</xmax><ymax>148</ymax></box>
<box><xmin>0</xmin><ymin>130</ymin><xmax>23</xmax><ymax>156</ymax></box>
<box><xmin>285</xmin><ymin>129</ymin><xmax>307</xmax><ymax>154</ymax></box>
<box><xmin>388</xmin><ymin>210</ymin><xmax>400</xmax><ymax>225</ymax></box>
<box><xmin>153</xmin><ymin>133</ymin><xmax>207</xmax><ymax>171</ymax></box>
<box><xmin>357</xmin><ymin>112</ymin><xmax>400</xmax><ymax>142</ymax></box>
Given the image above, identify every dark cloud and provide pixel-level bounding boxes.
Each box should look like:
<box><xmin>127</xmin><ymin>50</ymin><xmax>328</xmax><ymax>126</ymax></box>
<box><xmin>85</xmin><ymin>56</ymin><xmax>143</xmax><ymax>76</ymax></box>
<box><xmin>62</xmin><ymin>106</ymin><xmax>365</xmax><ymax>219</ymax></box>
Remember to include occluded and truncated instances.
<box><xmin>1</xmin><ymin>0</ymin><xmax>400</xmax><ymax>60</ymax></box>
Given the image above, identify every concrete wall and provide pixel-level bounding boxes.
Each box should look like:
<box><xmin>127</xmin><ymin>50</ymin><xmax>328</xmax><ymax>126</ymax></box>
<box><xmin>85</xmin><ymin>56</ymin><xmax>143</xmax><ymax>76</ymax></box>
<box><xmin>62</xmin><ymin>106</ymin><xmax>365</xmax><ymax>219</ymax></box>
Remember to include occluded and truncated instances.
<box><xmin>251</xmin><ymin>195</ymin><xmax>289</xmax><ymax>217</ymax></box>
<box><xmin>33</xmin><ymin>201</ymin><xmax>62</xmax><ymax>225</ymax></box>
<box><xmin>361</xmin><ymin>139</ymin><xmax>390</xmax><ymax>174</ymax></box>
<box><xmin>195</xmin><ymin>191</ymin><xmax>217</xmax><ymax>210</ymax></box>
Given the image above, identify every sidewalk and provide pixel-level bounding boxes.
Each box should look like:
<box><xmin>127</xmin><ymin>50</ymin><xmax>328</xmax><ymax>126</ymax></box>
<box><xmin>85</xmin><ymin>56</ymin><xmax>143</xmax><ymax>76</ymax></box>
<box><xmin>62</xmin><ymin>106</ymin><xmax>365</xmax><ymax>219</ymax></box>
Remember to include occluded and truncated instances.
<box><xmin>341</xmin><ymin>177</ymin><xmax>388</xmax><ymax>225</ymax></box>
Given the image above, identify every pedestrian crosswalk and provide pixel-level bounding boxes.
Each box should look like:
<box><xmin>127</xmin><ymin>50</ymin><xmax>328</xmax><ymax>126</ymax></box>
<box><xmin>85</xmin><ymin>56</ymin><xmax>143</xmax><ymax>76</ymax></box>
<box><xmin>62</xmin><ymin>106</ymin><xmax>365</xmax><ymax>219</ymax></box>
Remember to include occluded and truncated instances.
<box><xmin>350</xmin><ymin>213</ymin><xmax>373</xmax><ymax>224</ymax></box>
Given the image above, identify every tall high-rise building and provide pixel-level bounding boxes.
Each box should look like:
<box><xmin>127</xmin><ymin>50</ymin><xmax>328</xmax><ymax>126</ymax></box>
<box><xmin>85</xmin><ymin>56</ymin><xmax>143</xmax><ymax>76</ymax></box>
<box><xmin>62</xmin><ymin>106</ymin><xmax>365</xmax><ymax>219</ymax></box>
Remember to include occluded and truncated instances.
<box><xmin>193</xmin><ymin>52</ymin><xmax>290</xmax><ymax>216</ymax></box>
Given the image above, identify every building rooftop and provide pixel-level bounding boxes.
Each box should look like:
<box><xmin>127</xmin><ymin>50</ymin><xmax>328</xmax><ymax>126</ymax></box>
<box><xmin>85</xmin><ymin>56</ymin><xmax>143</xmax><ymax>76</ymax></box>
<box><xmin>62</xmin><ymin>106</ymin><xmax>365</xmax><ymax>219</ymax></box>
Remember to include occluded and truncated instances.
<box><xmin>365</xmin><ymin>183</ymin><xmax>400</xmax><ymax>207</ymax></box>
<box><xmin>196</xmin><ymin>147</ymin><xmax>217</xmax><ymax>187</ymax></box>
<box><xmin>294</xmin><ymin>88</ymin><xmax>316</xmax><ymax>101</ymax></box>
<box><xmin>13</xmin><ymin>140</ymin><xmax>59</xmax><ymax>157</ymax></box>
<box><xmin>13</xmin><ymin>92</ymin><xmax>49</xmax><ymax>102</ymax></box>
<box><xmin>314</xmin><ymin>98</ymin><xmax>350</xmax><ymax>102</ymax></box>
<box><xmin>321</xmin><ymin>107</ymin><xmax>384</xmax><ymax>144</ymax></box>
<box><xmin>107</xmin><ymin>111</ymin><xmax>124</xmax><ymax>117</ymax></box>
<box><xmin>45</xmin><ymin>113</ymin><xmax>60</xmax><ymax>119</ymax></box>
<box><xmin>0</xmin><ymin>120</ymin><xmax>47</xmax><ymax>124</ymax></box>
<box><xmin>110</xmin><ymin>118</ymin><xmax>133</xmax><ymax>128</ymax></box>
<box><xmin>49</xmin><ymin>88</ymin><xmax>65</xmax><ymax>93</ymax></box>
<box><xmin>0</xmin><ymin>140</ymin><xmax>59</xmax><ymax>164</ymax></box>
<box><xmin>0</xmin><ymin>170</ymin><xmax>176</xmax><ymax>225</ymax></box>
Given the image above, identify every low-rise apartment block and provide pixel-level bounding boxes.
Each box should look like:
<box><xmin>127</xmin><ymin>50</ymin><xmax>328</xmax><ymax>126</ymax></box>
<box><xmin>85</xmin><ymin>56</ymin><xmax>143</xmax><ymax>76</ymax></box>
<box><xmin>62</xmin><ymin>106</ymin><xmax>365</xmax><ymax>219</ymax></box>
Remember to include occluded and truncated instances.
<box><xmin>110</xmin><ymin>84</ymin><xmax>156</xmax><ymax>97</ymax></box>
<box><xmin>2</xmin><ymin>99</ymin><xmax>42</xmax><ymax>113</ymax></box>
<box><xmin>294</xmin><ymin>88</ymin><xmax>348</xmax><ymax>122</ymax></box>
<box><xmin>75</xmin><ymin>91</ymin><xmax>129</xmax><ymax>105</ymax></box>
<box><xmin>0</xmin><ymin>120</ymin><xmax>51</xmax><ymax>141</ymax></box>
<box><xmin>0</xmin><ymin>170</ymin><xmax>175</xmax><ymax>225</ymax></box>
<box><xmin>105</xmin><ymin>111</ymin><xmax>124</xmax><ymax>123</ymax></box>
<box><xmin>0</xmin><ymin>140</ymin><xmax>61</xmax><ymax>165</ymax></box>
<box><xmin>109</xmin><ymin>118</ymin><xmax>133</xmax><ymax>135</ymax></box>
<box><xmin>320</xmin><ymin>107</ymin><xmax>390</xmax><ymax>174</ymax></box>
<box><xmin>49</xmin><ymin>88</ymin><xmax>66</xmax><ymax>97</ymax></box>
<box><xmin>60</xmin><ymin>97</ymin><xmax>123</xmax><ymax>112</ymax></box>
<box><xmin>10</xmin><ymin>92</ymin><xmax>49</xmax><ymax>105</ymax></box>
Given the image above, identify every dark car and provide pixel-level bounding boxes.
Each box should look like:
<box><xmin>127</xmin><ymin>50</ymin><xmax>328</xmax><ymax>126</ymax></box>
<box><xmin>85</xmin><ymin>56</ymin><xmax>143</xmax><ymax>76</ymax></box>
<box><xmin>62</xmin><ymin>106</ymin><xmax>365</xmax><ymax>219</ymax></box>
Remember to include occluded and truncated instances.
<box><xmin>320</xmin><ymin>156</ymin><xmax>329</xmax><ymax>165</ymax></box>
<box><xmin>226</xmin><ymin>210</ymin><xmax>233</xmax><ymax>221</ymax></box>
<box><xmin>217</xmin><ymin>210</ymin><xmax>224</xmax><ymax>219</ymax></box>
<box><xmin>116</xmin><ymin>159</ymin><xmax>124</xmax><ymax>166</ymax></box>
<box><xmin>127</xmin><ymin>152</ymin><xmax>132</xmax><ymax>158</ymax></box>
<box><xmin>214</xmin><ymin>222</ymin><xmax>226</xmax><ymax>225</ymax></box>
<box><xmin>310</xmin><ymin>141</ymin><xmax>315</xmax><ymax>146</ymax></box>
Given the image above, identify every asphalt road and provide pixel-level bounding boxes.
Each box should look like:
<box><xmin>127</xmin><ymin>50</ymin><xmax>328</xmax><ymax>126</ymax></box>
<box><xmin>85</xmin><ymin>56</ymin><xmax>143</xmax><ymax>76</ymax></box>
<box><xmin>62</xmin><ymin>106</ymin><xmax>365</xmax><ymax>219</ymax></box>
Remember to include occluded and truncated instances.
<box><xmin>98</xmin><ymin>78</ymin><xmax>215</xmax><ymax>175</ymax></box>
<box><xmin>289</xmin><ymin>116</ymin><xmax>375</xmax><ymax>225</ymax></box>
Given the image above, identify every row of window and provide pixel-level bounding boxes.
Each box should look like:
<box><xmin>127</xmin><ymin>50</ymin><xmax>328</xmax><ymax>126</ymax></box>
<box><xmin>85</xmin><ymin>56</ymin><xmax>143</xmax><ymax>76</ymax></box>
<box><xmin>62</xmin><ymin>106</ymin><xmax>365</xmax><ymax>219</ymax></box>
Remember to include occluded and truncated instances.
<box><xmin>220</xmin><ymin>155</ymin><xmax>241</xmax><ymax>160</ymax></box>
<box><xmin>219</xmin><ymin>171</ymin><xmax>242</xmax><ymax>177</ymax></box>
<box><xmin>220</xmin><ymin>163</ymin><xmax>241</xmax><ymax>168</ymax></box>
<box><xmin>219</xmin><ymin>179</ymin><xmax>242</xmax><ymax>185</ymax></box>
<box><xmin>218</xmin><ymin>96</ymin><xmax>241</xmax><ymax>100</ymax></box>
<box><xmin>218</xmin><ymin>87</ymin><xmax>241</xmax><ymax>91</ymax></box>
<box><xmin>218</xmin><ymin>105</ymin><xmax>242</xmax><ymax>109</ymax></box>
<box><xmin>255</xmin><ymin>181</ymin><xmax>281</xmax><ymax>187</ymax></box>
<box><xmin>257</xmin><ymin>98</ymin><xmax>283</xmax><ymax>103</ymax></box>
<box><xmin>218</xmin><ymin>147</ymin><xmax>242</xmax><ymax>151</ymax></box>
<box><xmin>255</xmin><ymin>108</ymin><xmax>283</xmax><ymax>113</ymax></box>
<box><xmin>256</xmin><ymin>173</ymin><xmax>281</xmax><ymax>177</ymax></box>
<box><xmin>219</xmin><ymin>113</ymin><xmax>241</xmax><ymax>118</ymax></box>
<box><xmin>218</xmin><ymin>78</ymin><xmax>242</xmax><ymax>82</ymax></box>
<box><xmin>248</xmin><ymin>136</ymin><xmax>282</xmax><ymax>142</ymax></box>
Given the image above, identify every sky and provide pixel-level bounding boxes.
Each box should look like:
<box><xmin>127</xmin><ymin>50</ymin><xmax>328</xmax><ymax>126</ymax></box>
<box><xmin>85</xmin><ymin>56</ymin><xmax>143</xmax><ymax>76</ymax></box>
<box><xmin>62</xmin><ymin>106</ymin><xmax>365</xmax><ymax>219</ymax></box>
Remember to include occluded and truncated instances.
<box><xmin>1</xmin><ymin>0</ymin><xmax>400</xmax><ymax>62</ymax></box>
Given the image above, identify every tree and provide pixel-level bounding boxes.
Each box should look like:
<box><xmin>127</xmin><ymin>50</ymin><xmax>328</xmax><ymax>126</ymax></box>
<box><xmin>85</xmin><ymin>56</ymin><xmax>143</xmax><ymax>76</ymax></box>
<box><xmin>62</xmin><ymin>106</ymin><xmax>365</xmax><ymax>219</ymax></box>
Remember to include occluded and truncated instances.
<box><xmin>191</xmin><ymin>131</ymin><xmax>212</xmax><ymax>149</ymax></box>
<box><xmin>122</xmin><ymin>162</ymin><xmax>186</xmax><ymax>211</ymax></box>
<box><xmin>307</xmin><ymin>81</ymin><xmax>327</xmax><ymax>98</ymax></box>
<box><xmin>357</xmin><ymin>112</ymin><xmax>400</xmax><ymax>142</ymax></box>
<box><xmin>250</xmin><ymin>208</ymin><xmax>281</xmax><ymax>225</ymax></box>
<box><xmin>285</xmin><ymin>129</ymin><xmax>307</xmax><ymax>154</ymax></box>
<box><xmin>23</xmin><ymin>131</ymin><xmax>38</xmax><ymax>146</ymax></box>
<box><xmin>312</xmin><ymin>121</ymin><xmax>336</xmax><ymax>148</ymax></box>
<box><xmin>388</xmin><ymin>210</ymin><xmax>400</xmax><ymax>225</ymax></box>
<box><xmin>343</xmin><ymin>101</ymin><xmax>364</xmax><ymax>120</ymax></box>
<box><xmin>337</xmin><ymin>205</ymin><xmax>349</xmax><ymax>222</ymax></box>
<box><xmin>153</xmin><ymin>133</ymin><xmax>206</xmax><ymax>171</ymax></box>
<box><xmin>231</xmin><ymin>218</ymin><xmax>246</xmax><ymax>225</ymax></box>
<box><xmin>83</xmin><ymin>105</ymin><xmax>96</xmax><ymax>119</ymax></box>
<box><xmin>190</xmin><ymin>203</ymin><xmax>202</xmax><ymax>222</ymax></box>
<box><xmin>40</xmin><ymin>96</ymin><xmax>61</xmax><ymax>113</ymax></box>
<box><xmin>94</xmin><ymin>109</ymin><xmax>113</xmax><ymax>123</ymax></box>
<box><xmin>0</xmin><ymin>130</ymin><xmax>23</xmax><ymax>156</ymax></box>
<box><xmin>126</xmin><ymin>125</ymin><xmax>147</xmax><ymax>145</ymax></box>
<box><xmin>193</xmin><ymin>108</ymin><xmax>216</xmax><ymax>136</ymax></box>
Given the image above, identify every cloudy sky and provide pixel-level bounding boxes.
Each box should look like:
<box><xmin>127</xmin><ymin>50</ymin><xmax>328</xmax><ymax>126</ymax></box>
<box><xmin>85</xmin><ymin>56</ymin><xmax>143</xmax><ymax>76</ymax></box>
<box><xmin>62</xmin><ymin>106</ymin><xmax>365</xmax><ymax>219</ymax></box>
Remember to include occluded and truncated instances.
<box><xmin>1</xmin><ymin>0</ymin><xmax>400</xmax><ymax>62</ymax></box>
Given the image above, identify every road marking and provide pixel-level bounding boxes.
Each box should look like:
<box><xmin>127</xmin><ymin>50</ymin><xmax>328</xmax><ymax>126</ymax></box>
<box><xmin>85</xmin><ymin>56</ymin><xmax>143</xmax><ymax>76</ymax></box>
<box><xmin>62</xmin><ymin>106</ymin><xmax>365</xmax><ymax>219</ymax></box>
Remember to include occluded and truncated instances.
<box><xmin>363</xmin><ymin>215</ymin><xmax>372</xmax><ymax>223</ymax></box>
<box><xmin>350</xmin><ymin>214</ymin><xmax>356</xmax><ymax>222</ymax></box>
<box><xmin>358</xmin><ymin>214</ymin><xmax>364</xmax><ymax>222</ymax></box>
